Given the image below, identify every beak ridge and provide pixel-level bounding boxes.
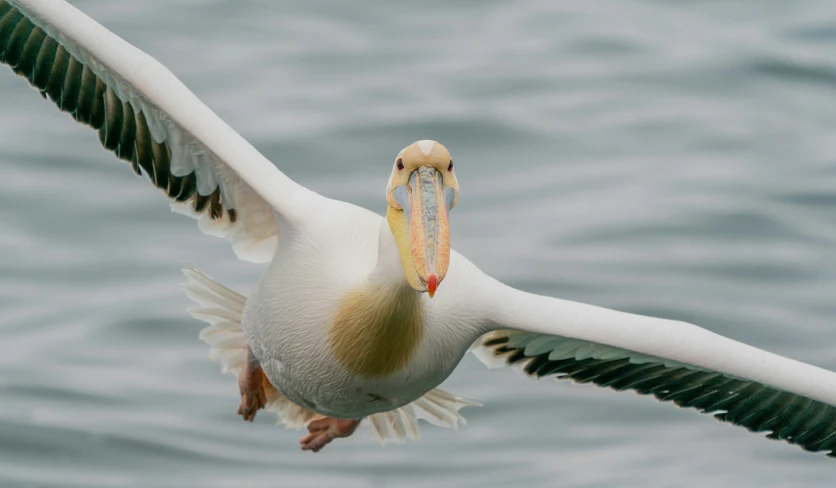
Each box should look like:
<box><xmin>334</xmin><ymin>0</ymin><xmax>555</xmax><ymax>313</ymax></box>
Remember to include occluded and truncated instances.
<box><xmin>407</xmin><ymin>166</ymin><xmax>450</xmax><ymax>296</ymax></box>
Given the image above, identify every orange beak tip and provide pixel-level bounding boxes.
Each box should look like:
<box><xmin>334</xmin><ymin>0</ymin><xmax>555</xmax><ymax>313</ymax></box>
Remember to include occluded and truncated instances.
<box><xmin>427</xmin><ymin>274</ymin><xmax>438</xmax><ymax>298</ymax></box>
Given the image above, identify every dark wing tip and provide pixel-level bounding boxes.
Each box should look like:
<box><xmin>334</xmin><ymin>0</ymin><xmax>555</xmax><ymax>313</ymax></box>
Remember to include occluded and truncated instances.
<box><xmin>0</xmin><ymin>0</ymin><xmax>232</xmax><ymax>223</ymax></box>
<box><xmin>477</xmin><ymin>331</ymin><xmax>836</xmax><ymax>459</ymax></box>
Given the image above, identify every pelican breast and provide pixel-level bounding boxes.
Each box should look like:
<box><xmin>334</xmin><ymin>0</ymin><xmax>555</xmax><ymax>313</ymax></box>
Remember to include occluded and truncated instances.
<box><xmin>329</xmin><ymin>283</ymin><xmax>425</xmax><ymax>379</ymax></box>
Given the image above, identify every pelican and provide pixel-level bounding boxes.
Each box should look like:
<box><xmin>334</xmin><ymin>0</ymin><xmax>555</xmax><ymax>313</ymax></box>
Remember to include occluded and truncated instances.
<box><xmin>3</xmin><ymin>0</ymin><xmax>836</xmax><ymax>459</ymax></box>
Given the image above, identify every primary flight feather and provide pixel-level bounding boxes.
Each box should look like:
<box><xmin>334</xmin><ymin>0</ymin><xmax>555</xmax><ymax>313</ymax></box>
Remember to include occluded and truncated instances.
<box><xmin>3</xmin><ymin>0</ymin><xmax>836</xmax><ymax>457</ymax></box>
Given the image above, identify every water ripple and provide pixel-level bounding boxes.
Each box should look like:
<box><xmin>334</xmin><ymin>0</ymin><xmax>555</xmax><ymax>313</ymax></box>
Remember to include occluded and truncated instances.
<box><xmin>1</xmin><ymin>0</ymin><xmax>836</xmax><ymax>486</ymax></box>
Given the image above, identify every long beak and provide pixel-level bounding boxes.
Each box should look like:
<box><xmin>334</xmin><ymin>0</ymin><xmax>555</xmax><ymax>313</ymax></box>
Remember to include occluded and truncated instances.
<box><xmin>405</xmin><ymin>166</ymin><xmax>451</xmax><ymax>297</ymax></box>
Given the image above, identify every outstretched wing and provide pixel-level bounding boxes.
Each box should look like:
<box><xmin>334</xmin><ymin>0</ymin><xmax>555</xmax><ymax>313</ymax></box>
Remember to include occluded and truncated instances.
<box><xmin>472</xmin><ymin>279</ymin><xmax>836</xmax><ymax>458</ymax></box>
<box><xmin>0</xmin><ymin>0</ymin><xmax>321</xmax><ymax>262</ymax></box>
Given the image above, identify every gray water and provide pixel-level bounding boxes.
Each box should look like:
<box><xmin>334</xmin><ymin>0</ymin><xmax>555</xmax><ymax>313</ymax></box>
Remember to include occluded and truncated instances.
<box><xmin>1</xmin><ymin>0</ymin><xmax>836</xmax><ymax>486</ymax></box>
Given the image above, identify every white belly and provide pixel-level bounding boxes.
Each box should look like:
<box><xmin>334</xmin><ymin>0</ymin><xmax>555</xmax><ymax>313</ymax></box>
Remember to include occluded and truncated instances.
<box><xmin>239</xmin><ymin>205</ymin><xmax>469</xmax><ymax>418</ymax></box>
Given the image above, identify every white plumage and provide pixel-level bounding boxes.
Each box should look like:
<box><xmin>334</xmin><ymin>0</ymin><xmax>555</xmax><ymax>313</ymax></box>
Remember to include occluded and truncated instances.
<box><xmin>183</xmin><ymin>268</ymin><xmax>477</xmax><ymax>444</ymax></box>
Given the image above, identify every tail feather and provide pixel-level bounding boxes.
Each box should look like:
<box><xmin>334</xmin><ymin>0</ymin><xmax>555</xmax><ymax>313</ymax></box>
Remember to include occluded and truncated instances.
<box><xmin>182</xmin><ymin>267</ymin><xmax>481</xmax><ymax>444</ymax></box>
<box><xmin>183</xmin><ymin>268</ymin><xmax>249</xmax><ymax>376</ymax></box>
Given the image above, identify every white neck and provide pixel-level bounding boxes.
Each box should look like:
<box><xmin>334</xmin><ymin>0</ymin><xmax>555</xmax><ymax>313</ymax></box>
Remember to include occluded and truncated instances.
<box><xmin>368</xmin><ymin>219</ymin><xmax>412</xmax><ymax>289</ymax></box>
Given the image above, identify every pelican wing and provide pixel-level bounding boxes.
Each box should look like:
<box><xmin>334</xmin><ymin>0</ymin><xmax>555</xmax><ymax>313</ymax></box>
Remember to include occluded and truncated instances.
<box><xmin>472</xmin><ymin>282</ymin><xmax>836</xmax><ymax>457</ymax></box>
<box><xmin>0</xmin><ymin>0</ymin><xmax>319</xmax><ymax>262</ymax></box>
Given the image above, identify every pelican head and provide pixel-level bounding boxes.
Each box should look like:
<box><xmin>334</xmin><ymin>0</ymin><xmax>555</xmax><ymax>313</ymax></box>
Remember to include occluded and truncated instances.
<box><xmin>386</xmin><ymin>140</ymin><xmax>459</xmax><ymax>297</ymax></box>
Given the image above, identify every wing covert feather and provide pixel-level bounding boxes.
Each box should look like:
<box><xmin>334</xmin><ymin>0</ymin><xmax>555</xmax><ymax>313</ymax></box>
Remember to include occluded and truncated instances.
<box><xmin>473</xmin><ymin>281</ymin><xmax>836</xmax><ymax>457</ymax></box>
<box><xmin>1</xmin><ymin>0</ymin><xmax>321</xmax><ymax>262</ymax></box>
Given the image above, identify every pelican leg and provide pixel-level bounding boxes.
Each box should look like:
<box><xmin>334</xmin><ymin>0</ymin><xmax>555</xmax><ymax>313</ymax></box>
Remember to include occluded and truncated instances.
<box><xmin>299</xmin><ymin>416</ymin><xmax>362</xmax><ymax>453</ymax></box>
<box><xmin>237</xmin><ymin>346</ymin><xmax>267</xmax><ymax>422</ymax></box>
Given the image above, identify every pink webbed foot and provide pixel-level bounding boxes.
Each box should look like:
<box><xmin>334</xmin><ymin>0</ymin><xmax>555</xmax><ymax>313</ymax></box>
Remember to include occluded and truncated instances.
<box><xmin>300</xmin><ymin>416</ymin><xmax>361</xmax><ymax>453</ymax></box>
<box><xmin>237</xmin><ymin>347</ymin><xmax>267</xmax><ymax>422</ymax></box>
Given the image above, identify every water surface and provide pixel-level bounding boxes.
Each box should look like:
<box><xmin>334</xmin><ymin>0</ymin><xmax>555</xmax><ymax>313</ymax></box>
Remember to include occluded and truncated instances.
<box><xmin>2</xmin><ymin>0</ymin><xmax>836</xmax><ymax>486</ymax></box>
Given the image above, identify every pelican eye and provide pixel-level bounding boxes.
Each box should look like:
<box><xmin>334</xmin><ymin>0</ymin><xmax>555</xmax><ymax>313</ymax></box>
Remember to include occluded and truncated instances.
<box><xmin>397</xmin><ymin>159</ymin><xmax>404</xmax><ymax>170</ymax></box>
<box><xmin>447</xmin><ymin>160</ymin><xmax>453</xmax><ymax>171</ymax></box>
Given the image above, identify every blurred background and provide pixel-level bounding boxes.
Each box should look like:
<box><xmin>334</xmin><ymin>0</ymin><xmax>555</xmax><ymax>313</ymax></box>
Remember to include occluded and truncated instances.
<box><xmin>2</xmin><ymin>0</ymin><xmax>836</xmax><ymax>486</ymax></box>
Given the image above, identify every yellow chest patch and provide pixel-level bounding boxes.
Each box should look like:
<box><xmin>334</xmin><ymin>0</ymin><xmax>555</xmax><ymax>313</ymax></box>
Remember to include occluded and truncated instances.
<box><xmin>328</xmin><ymin>283</ymin><xmax>425</xmax><ymax>379</ymax></box>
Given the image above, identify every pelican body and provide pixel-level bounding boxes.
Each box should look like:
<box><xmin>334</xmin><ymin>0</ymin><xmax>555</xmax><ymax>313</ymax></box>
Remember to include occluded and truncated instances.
<box><xmin>245</xmin><ymin>149</ymin><xmax>477</xmax><ymax>419</ymax></box>
<box><xmin>5</xmin><ymin>0</ymin><xmax>836</xmax><ymax>460</ymax></box>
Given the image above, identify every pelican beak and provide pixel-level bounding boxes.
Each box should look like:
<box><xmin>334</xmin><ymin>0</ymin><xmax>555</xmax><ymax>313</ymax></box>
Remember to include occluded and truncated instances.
<box><xmin>392</xmin><ymin>166</ymin><xmax>452</xmax><ymax>297</ymax></box>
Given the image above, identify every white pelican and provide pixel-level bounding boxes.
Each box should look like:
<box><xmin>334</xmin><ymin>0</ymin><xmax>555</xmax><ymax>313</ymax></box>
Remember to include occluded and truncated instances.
<box><xmin>3</xmin><ymin>0</ymin><xmax>836</xmax><ymax>458</ymax></box>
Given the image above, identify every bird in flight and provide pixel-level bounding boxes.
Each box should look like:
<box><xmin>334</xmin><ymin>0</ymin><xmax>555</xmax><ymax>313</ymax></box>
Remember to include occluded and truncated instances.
<box><xmin>3</xmin><ymin>0</ymin><xmax>836</xmax><ymax>457</ymax></box>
